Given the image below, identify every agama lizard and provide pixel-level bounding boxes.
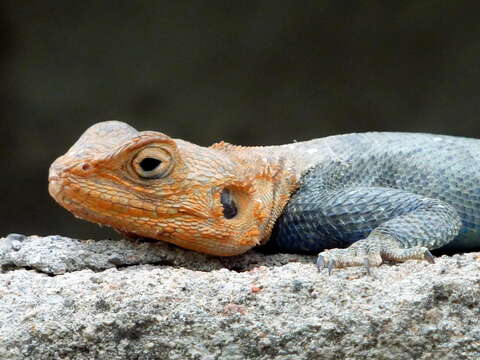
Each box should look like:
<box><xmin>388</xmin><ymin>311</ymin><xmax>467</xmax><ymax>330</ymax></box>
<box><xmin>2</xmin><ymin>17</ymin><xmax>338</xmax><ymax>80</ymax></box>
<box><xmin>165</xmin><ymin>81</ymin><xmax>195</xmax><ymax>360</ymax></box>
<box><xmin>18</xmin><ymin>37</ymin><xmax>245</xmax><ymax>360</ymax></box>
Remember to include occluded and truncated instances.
<box><xmin>48</xmin><ymin>121</ymin><xmax>480</xmax><ymax>271</ymax></box>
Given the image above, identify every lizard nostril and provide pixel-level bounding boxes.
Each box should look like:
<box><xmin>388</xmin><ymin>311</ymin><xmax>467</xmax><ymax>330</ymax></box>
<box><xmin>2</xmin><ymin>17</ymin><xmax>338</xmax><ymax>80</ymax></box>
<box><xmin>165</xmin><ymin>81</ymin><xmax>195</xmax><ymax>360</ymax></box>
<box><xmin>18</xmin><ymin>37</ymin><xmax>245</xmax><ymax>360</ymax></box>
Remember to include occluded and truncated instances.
<box><xmin>81</xmin><ymin>163</ymin><xmax>91</xmax><ymax>171</ymax></box>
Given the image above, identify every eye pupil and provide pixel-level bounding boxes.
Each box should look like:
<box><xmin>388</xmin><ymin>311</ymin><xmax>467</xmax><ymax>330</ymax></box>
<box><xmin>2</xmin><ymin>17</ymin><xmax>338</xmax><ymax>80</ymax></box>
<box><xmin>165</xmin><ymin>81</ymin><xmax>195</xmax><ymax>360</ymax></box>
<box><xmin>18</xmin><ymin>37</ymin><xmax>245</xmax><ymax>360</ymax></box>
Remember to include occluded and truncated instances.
<box><xmin>221</xmin><ymin>189</ymin><xmax>237</xmax><ymax>219</ymax></box>
<box><xmin>139</xmin><ymin>157</ymin><xmax>161</xmax><ymax>172</ymax></box>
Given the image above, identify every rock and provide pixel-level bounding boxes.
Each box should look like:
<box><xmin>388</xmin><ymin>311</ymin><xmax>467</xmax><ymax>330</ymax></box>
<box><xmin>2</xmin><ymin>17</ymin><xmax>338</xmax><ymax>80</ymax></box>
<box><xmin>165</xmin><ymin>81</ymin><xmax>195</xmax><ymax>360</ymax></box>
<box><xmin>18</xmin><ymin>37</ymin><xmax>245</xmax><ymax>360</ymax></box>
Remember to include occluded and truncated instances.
<box><xmin>0</xmin><ymin>235</ymin><xmax>479</xmax><ymax>359</ymax></box>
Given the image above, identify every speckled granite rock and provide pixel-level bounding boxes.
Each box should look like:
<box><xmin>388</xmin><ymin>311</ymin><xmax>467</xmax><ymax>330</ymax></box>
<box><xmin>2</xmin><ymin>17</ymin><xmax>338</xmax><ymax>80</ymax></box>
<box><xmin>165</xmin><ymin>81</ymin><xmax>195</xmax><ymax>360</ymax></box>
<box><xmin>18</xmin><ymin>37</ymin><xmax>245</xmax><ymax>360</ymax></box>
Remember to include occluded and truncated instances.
<box><xmin>1</xmin><ymin>234</ymin><xmax>480</xmax><ymax>359</ymax></box>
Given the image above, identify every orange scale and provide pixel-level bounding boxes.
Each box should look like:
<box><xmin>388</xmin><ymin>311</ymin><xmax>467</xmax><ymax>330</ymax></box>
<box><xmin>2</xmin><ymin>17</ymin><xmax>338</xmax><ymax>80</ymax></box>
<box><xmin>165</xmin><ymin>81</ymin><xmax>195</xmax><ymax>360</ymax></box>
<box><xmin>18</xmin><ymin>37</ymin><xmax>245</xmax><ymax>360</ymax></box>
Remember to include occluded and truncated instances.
<box><xmin>91</xmin><ymin>198</ymin><xmax>113</xmax><ymax>211</ymax></box>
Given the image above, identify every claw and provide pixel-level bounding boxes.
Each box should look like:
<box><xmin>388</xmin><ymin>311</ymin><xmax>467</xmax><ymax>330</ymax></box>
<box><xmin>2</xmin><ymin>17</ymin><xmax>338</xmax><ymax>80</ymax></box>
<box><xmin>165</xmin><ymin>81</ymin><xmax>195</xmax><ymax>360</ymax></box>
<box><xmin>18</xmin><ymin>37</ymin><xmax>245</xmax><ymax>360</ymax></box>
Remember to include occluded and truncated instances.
<box><xmin>424</xmin><ymin>250</ymin><xmax>435</xmax><ymax>264</ymax></box>
<box><xmin>363</xmin><ymin>257</ymin><xmax>371</xmax><ymax>276</ymax></box>
<box><xmin>316</xmin><ymin>255</ymin><xmax>325</xmax><ymax>272</ymax></box>
<box><xmin>328</xmin><ymin>259</ymin><xmax>335</xmax><ymax>275</ymax></box>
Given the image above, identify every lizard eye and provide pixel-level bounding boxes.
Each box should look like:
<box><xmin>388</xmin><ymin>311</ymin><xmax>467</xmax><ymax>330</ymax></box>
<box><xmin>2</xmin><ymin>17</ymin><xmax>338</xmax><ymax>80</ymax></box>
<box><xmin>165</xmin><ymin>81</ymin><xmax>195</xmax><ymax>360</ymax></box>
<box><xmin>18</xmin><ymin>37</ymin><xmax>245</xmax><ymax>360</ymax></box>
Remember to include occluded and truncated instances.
<box><xmin>221</xmin><ymin>188</ymin><xmax>238</xmax><ymax>219</ymax></box>
<box><xmin>139</xmin><ymin>157</ymin><xmax>161</xmax><ymax>171</ymax></box>
<box><xmin>132</xmin><ymin>147</ymin><xmax>174</xmax><ymax>179</ymax></box>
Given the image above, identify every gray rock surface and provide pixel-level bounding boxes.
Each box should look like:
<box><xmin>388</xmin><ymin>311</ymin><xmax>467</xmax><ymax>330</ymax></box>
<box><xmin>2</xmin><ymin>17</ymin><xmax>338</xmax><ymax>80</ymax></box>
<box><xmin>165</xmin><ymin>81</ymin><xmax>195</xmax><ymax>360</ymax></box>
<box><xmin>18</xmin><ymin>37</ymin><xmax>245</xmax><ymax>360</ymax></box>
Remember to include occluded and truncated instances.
<box><xmin>1</xmin><ymin>234</ymin><xmax>480</xmax><ymax>359</ymax></box>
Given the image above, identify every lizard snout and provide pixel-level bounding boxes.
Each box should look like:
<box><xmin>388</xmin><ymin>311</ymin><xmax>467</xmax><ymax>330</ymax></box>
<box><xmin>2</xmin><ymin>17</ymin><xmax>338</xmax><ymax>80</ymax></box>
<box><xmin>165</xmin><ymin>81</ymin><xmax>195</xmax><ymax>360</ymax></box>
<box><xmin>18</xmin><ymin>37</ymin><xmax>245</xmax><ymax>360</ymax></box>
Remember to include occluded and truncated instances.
<box><xmin>48</xmin><ymin>163</ymin><xmax>63</xmax><ymax>200</ymax></box>
<box><xmin>48</xmin><ymin>157</ymin><xmax>88</xmax><ymax>200</ymax></box>
<box><xmin>48</xmin><ymin>160</ymin><xmax>67</xmax><ymax>200</ymax></box>
<box><xmin>48</xmin><ymin>176</ymin><xmax>62</xmax><ymax>199</ymax></box>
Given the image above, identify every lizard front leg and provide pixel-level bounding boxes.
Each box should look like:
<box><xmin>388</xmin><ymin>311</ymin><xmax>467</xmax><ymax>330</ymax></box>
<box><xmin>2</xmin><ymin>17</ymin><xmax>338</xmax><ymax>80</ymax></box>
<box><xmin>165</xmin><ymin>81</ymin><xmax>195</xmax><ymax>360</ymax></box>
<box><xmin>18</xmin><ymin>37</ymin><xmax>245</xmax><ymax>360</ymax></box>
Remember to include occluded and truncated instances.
<box><xmin>315</xmin><ymin>196</ymin><xmax>460</xmax><ymax>273</ymax></box>
<box><xmin>270</xmin><ymin>186</ymin><xmax>461</xmax><ymax>272</ymax></box>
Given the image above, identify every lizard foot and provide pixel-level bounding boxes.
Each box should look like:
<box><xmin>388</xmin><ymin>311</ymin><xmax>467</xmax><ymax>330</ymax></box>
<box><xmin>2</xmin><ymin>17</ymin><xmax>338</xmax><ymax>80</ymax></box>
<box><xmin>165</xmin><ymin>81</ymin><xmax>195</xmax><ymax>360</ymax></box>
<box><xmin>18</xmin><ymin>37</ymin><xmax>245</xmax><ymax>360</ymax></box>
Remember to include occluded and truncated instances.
<box><xmin>316</xmin><ymin>237</ymin><xmax>435</xmax><ymax>275</ymax></box>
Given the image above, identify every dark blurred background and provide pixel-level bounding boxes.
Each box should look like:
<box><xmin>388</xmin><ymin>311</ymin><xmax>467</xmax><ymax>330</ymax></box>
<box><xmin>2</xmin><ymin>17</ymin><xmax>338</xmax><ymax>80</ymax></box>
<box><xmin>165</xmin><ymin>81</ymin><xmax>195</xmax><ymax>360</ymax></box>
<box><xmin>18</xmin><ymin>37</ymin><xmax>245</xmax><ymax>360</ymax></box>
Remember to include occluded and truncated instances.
<box><xmin>2</xmin><ymin>1</ymin><xmax>480</xmax><ymax>239</ymax></box>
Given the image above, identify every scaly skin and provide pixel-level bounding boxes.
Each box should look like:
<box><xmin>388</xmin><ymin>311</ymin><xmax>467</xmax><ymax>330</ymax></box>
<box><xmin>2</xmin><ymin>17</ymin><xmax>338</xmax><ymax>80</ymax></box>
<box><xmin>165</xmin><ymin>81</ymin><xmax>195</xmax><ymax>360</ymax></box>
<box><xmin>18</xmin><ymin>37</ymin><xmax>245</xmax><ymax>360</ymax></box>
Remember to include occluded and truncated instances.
<box><xmin>49</xmin><ymin>121</ymin><xmax>480</xmax><ymax>269</ymax></box>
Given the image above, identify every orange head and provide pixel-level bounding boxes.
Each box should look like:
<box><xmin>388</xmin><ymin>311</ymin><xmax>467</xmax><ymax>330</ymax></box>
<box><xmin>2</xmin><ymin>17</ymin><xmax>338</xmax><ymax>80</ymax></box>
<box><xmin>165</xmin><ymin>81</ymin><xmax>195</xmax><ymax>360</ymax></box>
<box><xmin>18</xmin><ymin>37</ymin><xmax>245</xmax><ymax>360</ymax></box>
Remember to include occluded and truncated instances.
<box><xmin>49</xmin><ymin>121</ymin><xmax>294</xmax><ymax>255</ymax></box>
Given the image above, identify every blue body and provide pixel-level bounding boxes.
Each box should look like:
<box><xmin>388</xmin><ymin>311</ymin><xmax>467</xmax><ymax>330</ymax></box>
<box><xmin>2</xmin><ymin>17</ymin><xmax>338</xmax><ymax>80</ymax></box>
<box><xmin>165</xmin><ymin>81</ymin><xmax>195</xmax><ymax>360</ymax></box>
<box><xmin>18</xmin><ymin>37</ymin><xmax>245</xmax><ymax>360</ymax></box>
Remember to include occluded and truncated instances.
<box><xmin>266</xmin><ymin>133</ymin><xmax>480</xmax><ymax>253</ymax></box>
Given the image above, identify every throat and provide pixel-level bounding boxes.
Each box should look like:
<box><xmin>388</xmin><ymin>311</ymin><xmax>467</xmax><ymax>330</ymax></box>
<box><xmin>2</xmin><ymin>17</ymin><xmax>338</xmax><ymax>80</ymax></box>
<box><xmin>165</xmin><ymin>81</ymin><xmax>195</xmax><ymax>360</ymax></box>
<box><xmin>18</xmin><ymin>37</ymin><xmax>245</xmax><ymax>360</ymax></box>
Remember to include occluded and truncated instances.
<box><xmin>249</xmin><ymin>165</ymin><xmax>299</xmax><ymax>244</ymax></box>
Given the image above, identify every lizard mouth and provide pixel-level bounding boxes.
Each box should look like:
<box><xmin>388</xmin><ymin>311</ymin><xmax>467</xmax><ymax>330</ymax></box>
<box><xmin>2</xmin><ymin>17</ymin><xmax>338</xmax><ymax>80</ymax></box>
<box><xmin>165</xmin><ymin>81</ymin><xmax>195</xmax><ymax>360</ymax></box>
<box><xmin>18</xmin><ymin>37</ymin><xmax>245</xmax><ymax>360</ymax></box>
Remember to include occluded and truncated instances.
<box><xmin>51</xmin><ymin>176</ymin><xmax>155</xmax><ymax>218</ymax></box>
<box><xmin>48</xmin><ymin>176</ymin><xmax>62</xmax><ymax>199</ymax></box>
